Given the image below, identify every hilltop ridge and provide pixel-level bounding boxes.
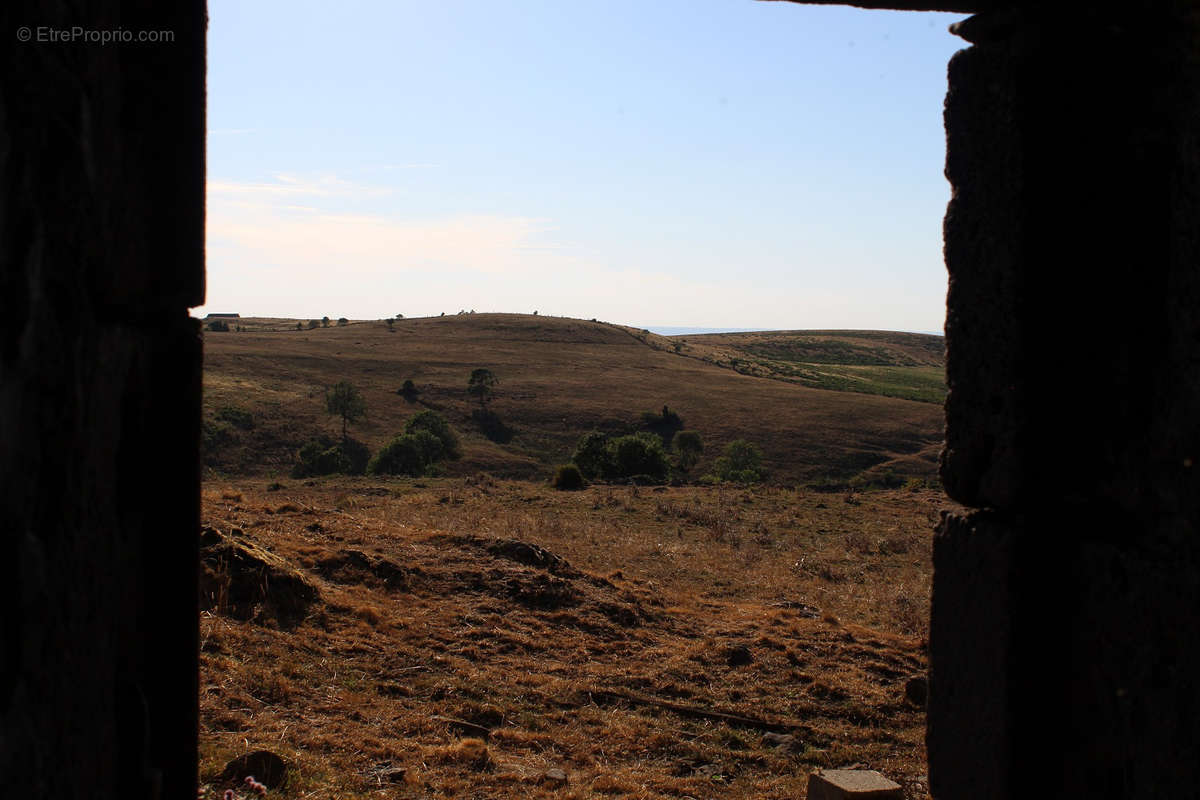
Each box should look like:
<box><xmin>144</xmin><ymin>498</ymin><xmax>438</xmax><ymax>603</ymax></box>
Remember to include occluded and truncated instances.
<box><xmin>201</xmin><ymin>313</ymin><xmax>943</xmax><ymax>485</ymax></box>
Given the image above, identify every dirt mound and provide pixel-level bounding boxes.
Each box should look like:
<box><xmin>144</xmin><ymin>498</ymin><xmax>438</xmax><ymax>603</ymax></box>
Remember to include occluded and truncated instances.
<box><xmin>199</xmin><ymin>526</ymin><xmax>318</xmax><ymax>627</ymax></box>
<box><xmin>425</xmin><ymin>533</ymin><xmax>658</xmax><ymax>633</ymax></box>
<box><xmin>315</xmin><ymin>548</ymin><xmax>410</xmax><ymax>591</ymax></box>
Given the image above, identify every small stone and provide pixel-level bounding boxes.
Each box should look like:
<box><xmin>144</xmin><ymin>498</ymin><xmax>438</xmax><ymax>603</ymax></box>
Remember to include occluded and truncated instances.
<box><xmin>540</xmin><ymin>768</ymin><xmax>568</xmax><ymax>788</ymax></box>
<box><xmin>904</xmin><ymin>674</ymin><xmax>928</xmax><ymax>708</ymax></box>
<box><xmin>761</xmin><ymin>732</ymin><xmax>801</xmax><ymax>752</ymax></box>
<box><xmin>807</xmin><ymin>769</ymin><xmax>902</xmax><ymax>800</ymax></box>
<box><xmin>220</xmin><ymin>750</ymin><xmax>289</xmax><ymax>789</ymax></box>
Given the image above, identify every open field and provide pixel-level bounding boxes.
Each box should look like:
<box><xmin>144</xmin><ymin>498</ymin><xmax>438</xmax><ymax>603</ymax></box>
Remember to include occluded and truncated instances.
<box><xmin>199</xmin><ymin>477</ymin><xmax>954</xmax><ymax>799</ymax></box>
<box><xmin>651</xmin><ymin>330</ymin><xmax>946</xmax><ymax>405</ymax></box>
<box><xmin>201</xmin><ymin>314</ymin><xmax>943</xmax><ymax>485</ymax></box>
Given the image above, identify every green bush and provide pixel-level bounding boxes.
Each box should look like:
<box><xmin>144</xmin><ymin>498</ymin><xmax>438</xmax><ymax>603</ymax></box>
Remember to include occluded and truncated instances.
<box><xmin>572</xmin><ymin>432</ymin><xmax>613</xmax><ymax>480</ymax></box>
<box><xmin>398</xmin><ymin>379</ymin><xmax>418</xmax><ymax>401</ymax></box>
<box><xmin>293</xmin><ymin>437</ymin><xmax>348</xmax><ymax>477</ymax></box>
<box><xmin>572</xmin><ymin>432</ymin><xmax>670</xmax><ymax>482</ymax></box>
<box><xmin>404</xmin><ymin>410</ymin><xmax>461</xmax><ymax>459</ymax></box>
<box><xmin>673</xmin><ymin>430</ymin><xmax>703</xmax><ymax>471</ymax></box>
<box><xmin>409</xmin><ymin>429</ymin><xmax>445</xmax><ymax>465</ymax></box>
<box><xmin>338</xmin><ymin>437</ymin><xmax>370</xmax><ymax>475</ymax></box>
<box><xmin>292</xmin><ymin>436</ymin><xmax>369</xmax><ymax>477</ymax></box>
<box><xmin>551</xmin><ymin>463</ymin><xmax>585</xmax><ymax>490</ymax></box>
<box><xmin>367</xmin><ymin>435</ymin><xmax>428</xmax><ymax>476</ymax></box>
<box><xmin>710</xmin><ymin>439</ymin><xmax>766</xmax><ymax>484</ymax></box>
<box><xmin>215</xmin><ymin>405</ymin><xmax>254</xmax><ymax>431</ymax></box>
<box><xmin>609</xmin><ymin>433</ymin><xmax>671</xmax><ymax>482</ymax></box>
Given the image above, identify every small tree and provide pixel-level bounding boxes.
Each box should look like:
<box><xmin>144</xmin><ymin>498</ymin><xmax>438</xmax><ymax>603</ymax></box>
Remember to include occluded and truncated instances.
<box><xmin>386</xmin><ymin>318</ymin><xmax>395</xmax><ymax>331</ymax></box>
<box><xmin>296</xmin><ymin>322</ymin><xmax>303</xmax><ymax>330</ymax></box>
<box><xmin>674</xmin><ymin>430</ymin><xmax>704</xmax><ymax>471</ymax></box>
<box><xmin>337</xmin><ymin>317</ymin><xmax>349</xmax><ymax>326</ymax></box>
<box><xmin>467</xmin><ymin>368</ymin><xmax>498</xmax><ymax>409</ymax></box>
<box><xmin>325</xmin><ymin>381</ymin><xmax>366</xmax><ymax>439</ymax></box>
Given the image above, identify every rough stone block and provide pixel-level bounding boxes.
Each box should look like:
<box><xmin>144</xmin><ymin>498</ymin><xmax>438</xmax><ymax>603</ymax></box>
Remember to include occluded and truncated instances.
<box><xmin>930</xmin><ymin>509</ymin><xmax>1200</xmax><ymax>799</ymax></box>
<box><xmin>806</xmin><ymin>769</ymin><xmax>901</xmax><ymax>799</ymax></box>
<box><xmin>928</xmin><ymin>512</ymin><xmax>1017</xmax><ymax>800</ymax></box>
<box><xmin>941</xmin><ymin>13</ymin><xmax>1200</xmax><ymax>515</ymax></box>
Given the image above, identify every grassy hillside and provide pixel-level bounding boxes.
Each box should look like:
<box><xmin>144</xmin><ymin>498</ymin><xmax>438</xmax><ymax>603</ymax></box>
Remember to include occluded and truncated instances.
<box><xmin>201</xmin><ymin>314</ymin><xmax>943</xmax><ymax>485</ymax></box>
<box><xmin>637</xmin><ymin>329</ymin><xmax>946</xmax><ymax>404</ymax></box>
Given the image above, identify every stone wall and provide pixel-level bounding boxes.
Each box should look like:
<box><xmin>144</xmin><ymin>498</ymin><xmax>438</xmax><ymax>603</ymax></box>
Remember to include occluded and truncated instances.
<box><xmin>931</xmin><ymin>6</ymin><xmax>1200</xmax><ymax>798</ymax></box>
<box><xmin>0</xmin><ymin>3</ymin><xmax>206</xmax><ymax>798</ymax></box>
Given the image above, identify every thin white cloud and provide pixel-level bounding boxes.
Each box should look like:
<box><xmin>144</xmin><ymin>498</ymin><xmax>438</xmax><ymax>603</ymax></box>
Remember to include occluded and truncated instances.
<box><xmin>208</xmin><ymin>173</ymin><xmax>392</xmax><ymax>200</ymax></box>
<box><xmin>206</xmin><ymin>174</ymin><xmax>563</xmax><ymax>286</ymax></box>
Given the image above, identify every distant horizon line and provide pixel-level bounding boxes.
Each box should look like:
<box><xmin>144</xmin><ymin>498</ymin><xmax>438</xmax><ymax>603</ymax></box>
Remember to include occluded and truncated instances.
<box><xmin>193</xmin><ymin>309</ymin><xmax>943</xmax><ymax>337</ymax></box>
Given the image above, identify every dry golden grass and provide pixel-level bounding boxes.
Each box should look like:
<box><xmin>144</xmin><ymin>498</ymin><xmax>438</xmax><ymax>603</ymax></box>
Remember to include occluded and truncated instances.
<box><xmin>201</xmin><ymin>313</ymin><xmax>942</xmax><ymax>484</ymax></box>
<box><xmin>199</xmin><ymin>477</ymin><xmax>955</xmax><ymax>799</ymax></box>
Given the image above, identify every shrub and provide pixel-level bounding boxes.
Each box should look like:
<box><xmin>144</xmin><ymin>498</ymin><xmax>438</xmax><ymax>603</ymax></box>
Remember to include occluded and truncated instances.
<box><xmin>398</xmin><ymin>379</ymin><xmax>418</xmax><ymax>401</ymax></box>
<box><xmin>570</xmin><ymin>431</ymin><xmax>670</xmax><ymax>482</ymax></box>
<box><xmin>408</xmin><ymin>429</ymin><xmax>445</xmax><ymax>465</ymax></box>
<box><xmin>338</xmin><ymin>437</ymin><xmax>370</xmax><ymax>475</ymax></box>
<box><xmin>609</xmin><ymin>433</ymin><xmax>670</xmax><ymax>482</ymax></box>
<box><xmin>307</xmin><ymin>320</ymin><xmax>320</xmax><ymax>330</ymax></box>
<box><xmin>367</xmin><ymin>435</ymin><xmax>427</xmax><ymax>476</ymax></box>
<box><xmin>336</xmin><ymin>317</ymin><xmax>349</xmax><ymax>326</ymax></box>
<box><xmin>572</xmin><ymin>432</ymin><xmax>613</xmax><ymax>480</ymax></box>
<box><xmin>710</xmin><ymin>439</ymin><xmax>766</xmax><ymax>484</ymax></box>
<box><xmin>551</xmin><ymin>464</ymin><xmax>585</xmax><ymax>490</ymax></box>
<box><xmin>207</xmin><ymin>319</ymin><xmax>230</xmax><ymax>332</ymax></box>
<box><xmin>215</xmin><ymin>405</ymin><xmax>254</xmax><ymax>431</ymax></box>
<box><xmin>404</xmin><ymin>410</ymin><xmax>461</xmax><ymax>459</ymax></box>
<box><xmin>673</xmin><ymin>430</ymin><xmax>703</xmax><ymax>471</ymax></box>
<box><xmin>293</xmin><ymin>436</ymin><xmax>350</xmax><ymax>477</ymax></box>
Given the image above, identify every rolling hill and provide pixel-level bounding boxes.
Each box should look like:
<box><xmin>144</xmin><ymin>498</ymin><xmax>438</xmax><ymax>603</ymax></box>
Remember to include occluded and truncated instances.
<box><xmin>623</xmin><ymin>328</ymin><xmax>946</xmax><ymax>404</ymax></box>
<box><xmin>201</xmin><ymin>314</ymin><xmax>944</xmax><ymax>485</ymax></box>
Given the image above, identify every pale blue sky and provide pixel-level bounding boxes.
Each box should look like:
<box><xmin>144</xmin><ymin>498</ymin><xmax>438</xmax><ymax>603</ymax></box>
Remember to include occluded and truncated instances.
<box><xmin>198</xmin><ymin>0</ymin><xmax>967</xmax><ymax>331</ymax></box>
